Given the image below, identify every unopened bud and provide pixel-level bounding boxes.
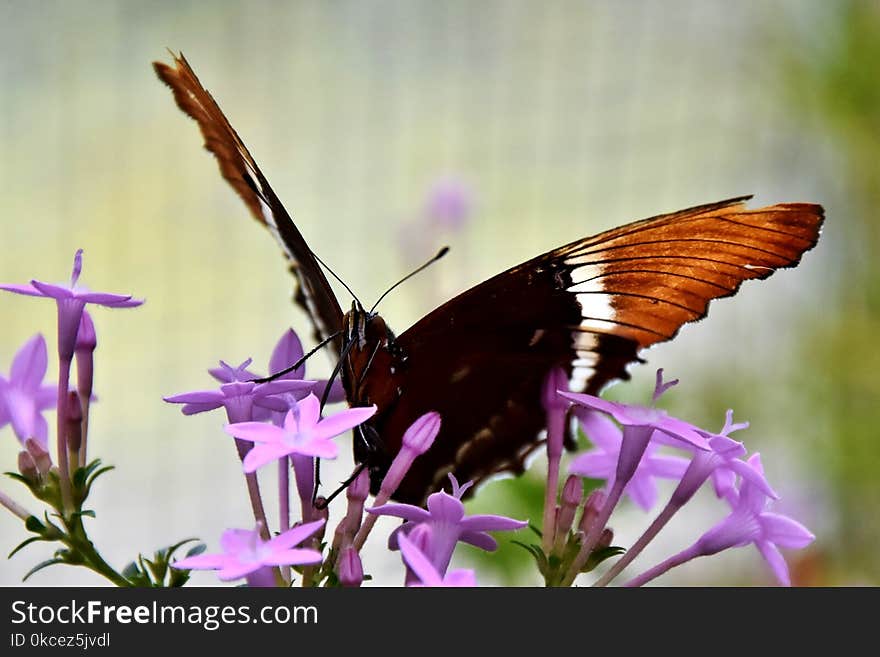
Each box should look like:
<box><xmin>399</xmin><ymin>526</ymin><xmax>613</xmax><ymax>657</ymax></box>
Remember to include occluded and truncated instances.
<box><xmin>66</xmin><ymin>390</ymin><xmax>83</xmax><ymax>453</ymax></box>
<box><xmin>554</xmin><ymin>476</ymin><xmax>583</xmax><ymax>547</ymax></box>
<box><xmin>18</xmin><ymin>451</ymin><xmax>38</xmax><ymax>481</ymax></box>
<box><xmin>338</xmin><ymin>547</ymin><xmax>363</xmax><ymax>588</ymax></box>
<box><xmin>348</xmin><ymin>467</ymin><xmax>370</xmax><ymax>503</ymax></box>
<box><xmin>578</xmin><ymin>489</ymin><xmax>606</xmax><ymax>534</ymax></box>
<box><xmin>597</xmin><ymin>527</ymin><xmax>614</xmax><ymax>551</ymax></box>
<box><xmin>25</xmin><ymin>439</ymin><xmax>52</xmax><ymax>476</ymax></box>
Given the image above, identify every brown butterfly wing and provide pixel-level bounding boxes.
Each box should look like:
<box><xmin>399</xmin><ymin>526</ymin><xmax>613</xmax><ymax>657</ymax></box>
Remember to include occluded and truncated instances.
<box><xmin>379</xmin><ymin>197</ymin><xmax>823</xmax><ymax>503</ymax></box>
<box><xmin>153</xmin><ymin>53</ymin><xmax>343</xmax><ymax>351</ymax></box>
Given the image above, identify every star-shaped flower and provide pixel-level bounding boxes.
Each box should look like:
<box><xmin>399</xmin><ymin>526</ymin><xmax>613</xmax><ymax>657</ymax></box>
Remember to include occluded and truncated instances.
<box><xmin>1</xmin><ymin>250</ymin><xmax>142</xmax><ymax>359</ymax></box>
<box><xmin>173</xmin><ymin>520</ymin><xmax>325</xmax><ymax>582</ymax></box>
<box><xmin>398</xmin><ymin>529</ymin><xmax>477</xmax><ymax>587</ymax></box>
<box><xmin>570</xmin><ymin>408</ymin><xmax>690</xmax><ymax>511</ymax></box>
<box><xmin>369</xmin><ymin>474</ymin><xmax>527</xmax><ymax>575</ymax></box>
<box><xmin>696</xmin><ymin>454</ymin><xmax>814</xmax><ymax>586</ymax></box>
<box><xmin>0</xmin><ymin>334</ymin><xmax>57</xmax><ymax>448</ymax></box>
<box><xmin>225</xmin><ymin>393</ymin><xmax>376</xmax><ymax>473</ymax></box>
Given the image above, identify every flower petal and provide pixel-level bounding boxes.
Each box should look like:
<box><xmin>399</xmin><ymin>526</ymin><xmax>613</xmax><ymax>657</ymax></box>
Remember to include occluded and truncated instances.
<box><xmin>164</xmin><ymin>390</ymin><xmax>225</xmax><ymax>404</ymax></box>
<box><xmin>10</xmin><ymin>334</ymin><xmax>47</xmax><ymax>391</ymax></box>
<box><xmin>569</xmin><ymin>451</ymin><xmax>616</xmax><ymax>479</ymax></box>
<box><xmin>458</xmin><ymin>531</ymin><xmax>498</xmax><ymax>551</ymax></box>
<box><xmin>398</xmin><ymin>533</ymin><xmax>442</xmax><ymax>586</ymax></box>
<box><xmin>314</xmin><ymin>405</ymin><xmax>377</xmax><ymax>440</ymax></box>
<box><xmin>759</xmin><ymin>512</ymin><xmax>815</xmax><ymax>549</ymax></box>
<box><xmin>267</xmin><ymin>519</ymin><xmax>326</xmax><ymax>551</ymax></box>
<box><xmin>225</xmin><ymin>421</ymin><xmax>285</xmax><ymax>444</ymax></box>
<box><xmin>242</xmin><ymin>443</ymin><xmax>295</xmax><ymax>472</ymax></box>
<box><xmin>217</xmin><ymin>560</ymin><xmax>262</xmax><ymax>581</ymax></box>
<box><xmin>756</xmin><ymin>540</ymin><xmax>791</xmax><ymax>586</ymax></box>
<box><xmin>75</xmin><ymin>291</ymin><xmax>141</xmax><ymax>306</ymax></box>
<box><xmin>261</xmin><ymin>548</ymin><xmax>323</xmax><ymax>567</ymax></box>
<box><xmin>296</xmin><ymin>394</ymin><xmax>321</xmax><ymax>430</ymax></box>
<box><xmin>367</xmin><ymin>503</ymin><xmax>431</xmax><ymax>523</ymax></box>
<box><xmin>576</xmin><ymin>409</ymin><xmax>622</xmax><ymax>450</ymax></box>
<box><xmin>269</xmin><ymin>329</ymin><xmax>305</xmax><ymax>379</ymax></box>
<box><xmin>459</xmin><ymin>514</ymin><xmax>527</xmax><ymax>533</ymax></box>
<box><xmin>294</xmin><ymin>438</ymin><xmax>339</xmax><ymax>459</ymax></box>
<box><xmin>425</xmin><ymin>491</ymin><xmax>466</xmax><ymax>523</ymax></box>
<box><xmin>0</xmin><ymin>283</ymin><xmax>46</xmax><ymax>297</ymax></box>
<box><xmin>28</xmin><ymin>280</ymin><xmax>72</xmax><ymax>299</ymax></box>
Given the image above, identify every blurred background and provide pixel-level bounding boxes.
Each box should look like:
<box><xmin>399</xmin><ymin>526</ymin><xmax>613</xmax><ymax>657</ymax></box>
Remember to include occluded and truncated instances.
<box><xmin>1</xmin><ymin>0</ymin><xmax>877</xmax><ymax>586</ymax></box>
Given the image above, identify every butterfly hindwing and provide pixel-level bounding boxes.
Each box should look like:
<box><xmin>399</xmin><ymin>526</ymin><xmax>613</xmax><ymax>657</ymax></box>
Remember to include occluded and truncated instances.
<box><xmin>370</xmin><ymin>197</ymin><xmax>823</xmax><ymax>502</ymax></box>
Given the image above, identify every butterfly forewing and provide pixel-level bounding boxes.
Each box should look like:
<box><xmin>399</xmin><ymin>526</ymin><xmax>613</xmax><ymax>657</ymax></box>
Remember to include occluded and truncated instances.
<box><xmin>380</xmin><ymin>197</ymin><xmax>823</xmax><ymax>502</ymax></box>
<box><xmin>153</xmin><ymin>53</ymin><xmax>344</xmax><ymax>352</ymax></box>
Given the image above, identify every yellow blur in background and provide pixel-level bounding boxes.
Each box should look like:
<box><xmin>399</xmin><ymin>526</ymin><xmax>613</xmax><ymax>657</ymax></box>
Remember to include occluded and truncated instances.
<box><xmin>1</xmin><ymin>0</ymin><xmax>877</xmax><ymax>586</ymax></box>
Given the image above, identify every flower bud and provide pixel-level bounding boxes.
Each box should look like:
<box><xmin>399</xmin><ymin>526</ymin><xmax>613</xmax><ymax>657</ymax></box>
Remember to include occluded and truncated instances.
<box><xmin>338</xmin><ymin>547</ymin><xmax>363</xmax><ymax>588</ymax></box>
<box><xmin>25</xmin><ymin>438</ymin><xmax>52</xmax><ymax>476</ymax></box>
<box><xmin>597</xmin><ymin>527</ymin><xmax>614</xmax><ymax>551</ymax></box>
<box><xmin>579</xmin><ymin>489</ymin><xmax>606</xmax><ymax>534</ymax></box>
<box><xmin>66</xmin><ymin>390</ymin><xmax>83</xmax><ymax>453</ymax></box>
<box><xmin>379</xmin><ymin>413</ymin><xmax>441</xmax><ymax>501</ymax></box>
<box><xmin>554</xmin><ymin>476</ymin><xmax>583</xmax><ymax>546</ymax></box>
<box><xmin>18</xmin><ymin>450</ymin><xmax>38</xmax><ymax>482</ymax></box>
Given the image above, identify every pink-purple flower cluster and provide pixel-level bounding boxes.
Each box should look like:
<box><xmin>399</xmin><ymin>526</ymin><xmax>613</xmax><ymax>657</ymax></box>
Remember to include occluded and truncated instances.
<box><xmin>0</xmin><ymin>250</ymin><xmax>816</xmax><ymax>588</ymax></box>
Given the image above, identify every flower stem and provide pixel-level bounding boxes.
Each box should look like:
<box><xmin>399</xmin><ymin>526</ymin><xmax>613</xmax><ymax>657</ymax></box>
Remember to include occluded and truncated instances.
<box><xmin>55</xmin><ymin>357</ymin><xmax>74</xmax><ymax>513</ymax></box>
<box><xmin>0</xmin><ymin>490</ymin><xmax>33</xmax><ymax>522</ymax></box>
<box><xmin>278</xmin><ymin>456</ymin><xmax>291</xmax><ymax>583</ymax></box>
<box><xmin>624</xmin><ymin>543</ymin><xmax>700</xmax><ymax>587</ymax></box>
<box><xmin>542</xmin><ymin>412</ymin><xmax>564</xmax><ymax>555</ymax></box>
<box><xmin>78</xmin><ymin>397</ymin><xmax>91</xmax><ymax>468</ymax></box>
<box><xmin>244</xmin><ymin>472</ymin><xmax>271</xmax><ymax>541</ymax></box>
<box><xmin>594</xmin><ymin>499</ymin><xmax>680</xmax><ymax>587</ymax></box>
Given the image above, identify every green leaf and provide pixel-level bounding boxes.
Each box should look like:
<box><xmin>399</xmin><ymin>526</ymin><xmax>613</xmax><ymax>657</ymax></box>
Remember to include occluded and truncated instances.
<box><xmin>185</xmin><ymin>543</ymin><xmax>206</xmax><ymax>558</ymax></box>
<box><xmin>85</xmin><ymin>466</ymin><xmax>115</xmax><ymax>487</ymax></box>
<box><xmin>8</xmin><ymin>536</ymin><xmax>45</xmax><ymax>559</ymax></box>
<box><xmin>25</xmin><ymin>515</ymin><xmax>45</xmax><ymax>533</ymax></box>
<box><xmin>22</xmin><ymin>558</ymin><xmax>65</xmax><ymax>582</ymax></box>
<box><xmin>4</xmin><ymin>471</ymin><xmax>32</xmax><ymax>486</ymax></box>
<box><xmin>527</xmin><ymin>523</ymin><xmax>543</xmax><ymax>539</ymax></box>
<box><xmin>583</xmin><ymin>545</ymin><xmax>626</xmax><ymax>573</ymax></box>
<box><xmin>122</xmin><ymin>561</ymin><xmax>140</xmax><ymax>579</ymax></box>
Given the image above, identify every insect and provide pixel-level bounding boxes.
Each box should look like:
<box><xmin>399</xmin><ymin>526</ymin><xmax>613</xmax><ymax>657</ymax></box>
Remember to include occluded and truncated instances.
<box><xmin>154</xmin><ymin>53</ymin><xmax>823</xmax><ymax>505</ymax></box>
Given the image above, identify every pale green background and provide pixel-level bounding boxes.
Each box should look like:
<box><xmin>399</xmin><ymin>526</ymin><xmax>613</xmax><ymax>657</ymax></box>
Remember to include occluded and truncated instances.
<box><xmin>1</xmin><ymin>0</ymin><xmax>876</xmax><ymax>586</ymax></box>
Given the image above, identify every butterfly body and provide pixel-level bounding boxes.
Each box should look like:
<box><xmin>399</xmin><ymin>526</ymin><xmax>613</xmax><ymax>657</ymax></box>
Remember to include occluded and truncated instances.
<box><xmin>154</xmin><ymin>53</ymin><xmax>824</xmax><ymax>505</ymax></box>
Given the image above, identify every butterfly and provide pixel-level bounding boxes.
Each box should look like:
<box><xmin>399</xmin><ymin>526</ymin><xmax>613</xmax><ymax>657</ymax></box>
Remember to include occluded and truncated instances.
<box><xmin>154</xmin><ymin>53</ymin><xmax>824</xmax><ymax>505</ymax></box>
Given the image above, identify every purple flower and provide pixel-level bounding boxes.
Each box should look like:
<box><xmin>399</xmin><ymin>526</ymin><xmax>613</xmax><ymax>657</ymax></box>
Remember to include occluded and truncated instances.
<box><xmin>0</xmin><ymin>250</ymin><xmax>143</xmax><ymax>359</ymax></box>
<box><xmin>424</xmin><ymin>177</ymin><xmax>473</xmax><ymax>231</ymax></box>
<box><xmin>225</xmin><ymin>393</ymin><xmax>377</xmax><ymax>473</ymax></box>
<box><xmin>668</xmin><ymin>411</ymin><xmax>778</xmax><ymax>507</ymax></box>
<box><xmin>0</xmin><ymin>334</ymin><xmax>57</xmax><ymax>449</ymax></box>
<box><xmin>164</xmin><ymin>377</ymin><xmax>315</xmax><ymax>423</ymax></box>
<box><xmin>173</xmin><ymin>520</ymin><xmax>325</xmax><ymax>583</ymax></box>
<box><xmin>369</xmin><ymin>473</ymin><xmax>527</xmax><ymax>575</ymax></box>
<box><xmin>266</xmin><ymin>329</ymin><xmax>345</xmax><ymax>407</ymax></box>
<box><xmin>398</xmin><ymin>529</ymin><xmax>477</xmax><ymax>587</ymax></box>
<box><xmin>338</xmin><ymin>547</ymin><xmax>364</xmax><ymax>588</ymax></box>
<box><xmin>376</xmin><ymin>411</ymin><xmax>442</xmax><ymax>501</ymax></box>
<box><xmin>695</xmin><ymin>454</ymin><xmax>815</xmax><ymax>586</ymax></box>
<box><xmin>570</xmin><ymin>409</ymin><xmax>690</xmax><ymax>511</ymax></box>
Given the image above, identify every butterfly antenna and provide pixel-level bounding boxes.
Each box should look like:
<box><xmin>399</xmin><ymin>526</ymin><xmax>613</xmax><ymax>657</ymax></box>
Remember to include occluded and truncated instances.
<box><xmin>311</xmin><ymin>250</ymin><xmax>364</xmax><ymax>309</ymax></box>
<box><xmin>250</xmin><ymin>329</ymin><xmax>342</xmax><ymax>383</ymax></box>
<box><xmin>370</xmin><ymin>246</ymin><xmax>450</xmax><ymax>313</ymax></box>
<box><xmin>314</xmin><ymin>463</ymin><xmax>368</xmax><ymax>510</ymax></box>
